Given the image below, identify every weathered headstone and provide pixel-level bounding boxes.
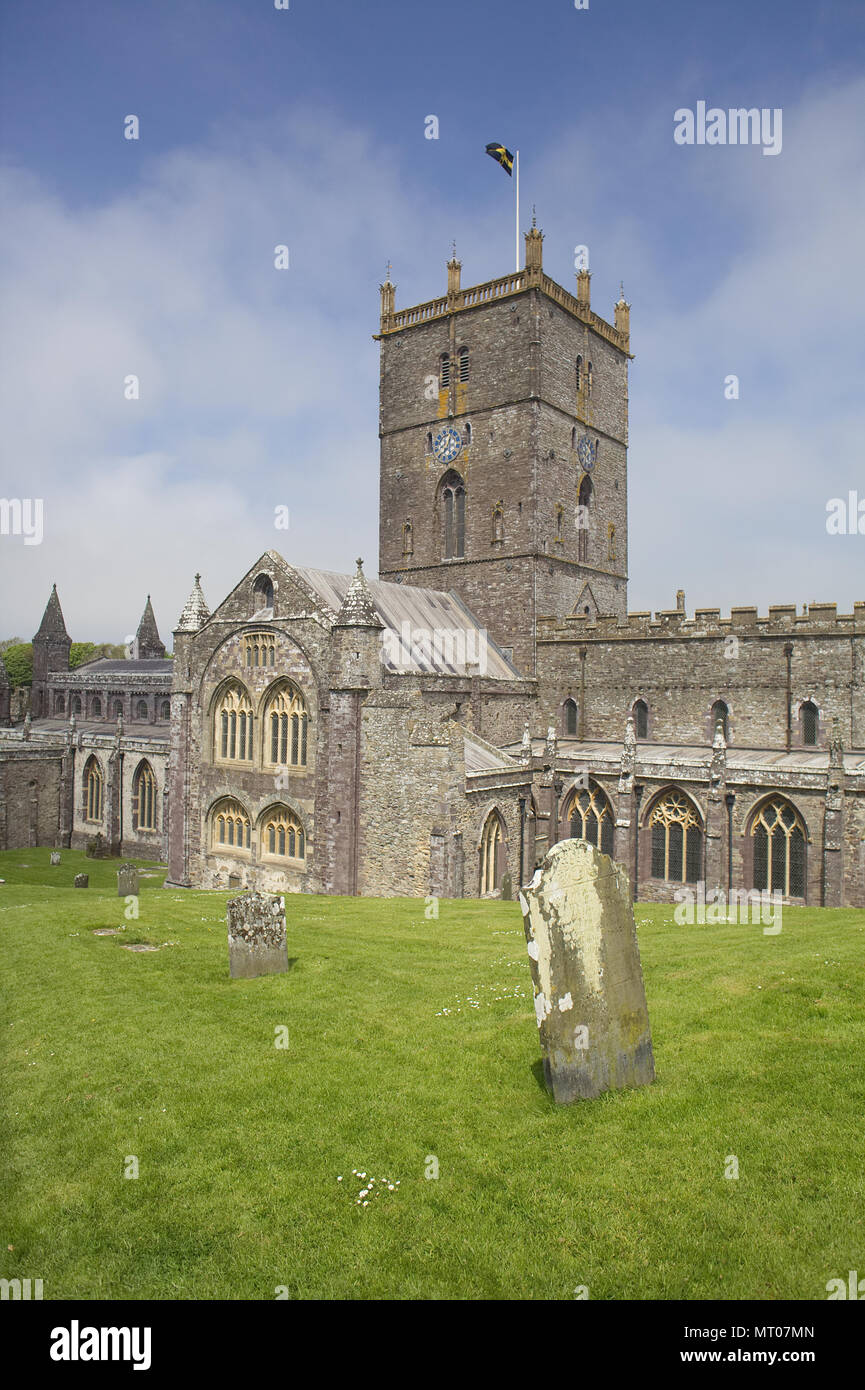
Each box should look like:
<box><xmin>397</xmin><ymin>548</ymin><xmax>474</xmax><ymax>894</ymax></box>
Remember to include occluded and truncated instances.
<box><xmin>86</xmin><ymin>833</ymin><xmax>109</xmax><ymax>860</ymax></box>
<box><xmin>50</xmin><ymin>852</ymin><xmax>61</xmax><ymax>866</ymax></box>
<box><xmin>500</xmin><ymin>871</ymin><xmax>512</xmax><ymax>901</ymax></box>
<box><xmin>74</xmin><ymin>873</ymin><xmax>89</xmax><ymax>889</ymax></box>
<box><xmin>117</xmin><ymin>862</ymin><xmax>140</xmax><ymax>897</ymax></box>
<box><xmin>519</xmin><ymin>838</ymin><xmax>654</xmax><ymax>1103</ymax></box>
<box><xmin>227</xmin><ymin>891</ymin><xmax>288</xmax><ymax>980</ymax></box>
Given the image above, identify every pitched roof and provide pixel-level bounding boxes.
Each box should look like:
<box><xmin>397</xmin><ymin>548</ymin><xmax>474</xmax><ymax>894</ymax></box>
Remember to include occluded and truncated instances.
<box><xmin>292</xmin><ymin>565</ymin><xmax>522</xmax><ymax>678</ymax></box>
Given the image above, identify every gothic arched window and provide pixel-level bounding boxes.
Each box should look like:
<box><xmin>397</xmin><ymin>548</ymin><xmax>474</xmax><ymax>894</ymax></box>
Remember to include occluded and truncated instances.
<box><xmin>577</xmin><ymin>474</ymin><xmax>592</xmax><ymax>563</ymax></box>
<box><xmin>575</xmin><ymin>355</ymin><xmax>582</xmax><ymax>392</ymax></box>
<box><xmin>479</xmin><ymin>810</ymin><xmax>505</xmax><ymax>895</ymax></box>
<box><xmin>83</xmin><ymin>756</ymin><xmax>103</xmax><ymax>823</ymax></box>
<box><xmin>439</xmin><ymin>352</ymin><xmax>450</xmax><ymax>389</ymax></box>
<box><xmin>458</xmin><ymin>346</ymin><xmax>469</xmax><ymax>382</ymax></box>
<box><xmin>403</xmin><ymin>520</ymin><xmax>414</xmax><ymax>557</ymax></box>
<box><xmin>261</xmin><ymin>805</ymin><xmax>306</xmax><ymax>862</ymax></box>
<box><xmin>464</xmin><ymin>422</ymin><xmax>472</xmax><ymax>446</ymax></box>
<box><xmin>440</xmin><ymin>470</ymin><xmax>466</xmax><ymax>560</ymax></box>
<box><xmin>491</xmin><ymin>501</ymin><xmax>504</xmax><ymax>546</ymax></box>
<box><xmin>55</xmin><ymin>693</ymin><xmax>65</xmax><ymax>715</ymax></box>
<box><xmin>71</xmin><ymin>695</ymin><xmax>82</xmax><ymax>715</ymax></box>
<box><xmin>712</xmin><ymin>700</ymin><xmax>730</xmax><ymax>742</ymax></box>
<box><xmin>211</xmin><ymin>797</ymin><xmax>251</xmax><ymax>852</ymax></box>
<box><xmin>565</xmin><ymin>782</ymin><xmax>614</xmax><ymax>857</ymax></box>
<box><xmin>91</xmin><ymin>697</ymin><xmax>102</xmax><ymax>717</ymax></box>
<box><xmin>135</xmin><ymin>700</ymin><xmax>148</xmax><ymax>720</ymax></box>
<box><xmin>649</xmin><ymin>789</ymin><xmax>703</xmax><ymax>883</ymax></box>
<box><xmin>564</xmin><ymin>698</ymin><xmax>578</xmax><ymax>736</ymax></box>
<box><xmin>133</xmin><ymin>760</ymin><xmax>157</xmax><ymax>832</ymax></box>
<box><xmin>633</xmin><ymin>699</ymin><xmax>649</xmax><ymax>740</ymax></box>
<box><xmin>751</xmin><ymin>797</ymin><xmax>806</xmax><ymax>897</ymax></box>
<box><xmin>263</xmin><ymin>682</ymin><xmax>308</xmax><ymax>768</ymax></box>
<box><xmin>214</xmin><ymin>682</ymin><xmax>254</xmax><ymax>764</ymax></box>
<box><xmin>801</xmin><ymin>701</ymin><xmax>818</xmax><ymax>747</ymax></box>
<box><xmin>160</xmin><ymin>700</ymin><xmax>170</xmax><ymax>720</ymax></box>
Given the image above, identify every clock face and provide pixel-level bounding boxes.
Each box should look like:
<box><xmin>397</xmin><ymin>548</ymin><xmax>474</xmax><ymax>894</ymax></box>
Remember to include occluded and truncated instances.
<box><xmin>577</xmin><ymin>434</ymin><xmax>597</xmax><ymax>471</ymax></box>
<box><xmin>433</xmin><ymin>427</ymin><xmax>462</xmax><ymax>464</ymax></box>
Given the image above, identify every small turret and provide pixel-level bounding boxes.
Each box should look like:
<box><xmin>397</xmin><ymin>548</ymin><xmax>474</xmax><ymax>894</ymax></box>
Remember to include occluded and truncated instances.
<box><xmin>175</xmin><ymin>574</ymin><xmax>211</xmax><ymax>634</ymax></box>
<box><xmin>133</xmin><ymin>595</ymin><xmax>166</xmax><ymax>660</ymax></box>
<box><xmin>32</xmin><ymin>584</ymin><xmax>71</xmax><ymax>719</ymax></box>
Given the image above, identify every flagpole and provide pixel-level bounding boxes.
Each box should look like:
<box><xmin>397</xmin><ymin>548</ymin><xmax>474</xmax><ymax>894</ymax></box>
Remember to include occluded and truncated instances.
<box><xmin>515</xmin><ymin>149</ymin><xmax>520</xmax><ymax>272</ymax></box>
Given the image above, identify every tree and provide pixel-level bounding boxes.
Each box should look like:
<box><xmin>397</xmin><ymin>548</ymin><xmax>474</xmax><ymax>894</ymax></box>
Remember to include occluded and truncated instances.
<box><xmin>69</xmin><ymin>642</ymin><xmax>99</xmax><ymax>669</ymax></box>
<box><xmin>2</xmin><ymin>643</ymin><xmax>33</xmax><ymax>688</ymax></box>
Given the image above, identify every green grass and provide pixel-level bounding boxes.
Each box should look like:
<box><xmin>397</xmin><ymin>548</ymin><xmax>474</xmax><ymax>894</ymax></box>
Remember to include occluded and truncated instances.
<box><xmin>1</xmin><ymin>845</ymin><xmax>863</xmax><ymax>1300</ymax></box>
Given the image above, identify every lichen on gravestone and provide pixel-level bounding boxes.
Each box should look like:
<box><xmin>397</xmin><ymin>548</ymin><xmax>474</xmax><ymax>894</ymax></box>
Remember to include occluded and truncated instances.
<box><xmin>519</xmin><ymin>838</ymin><xmax>654</xmax><ymax>1103</ymax></box>
<box><xmin>226</xmin><ymin>891</ymin><xmax>289</xmax><ymax>980</ymax></box>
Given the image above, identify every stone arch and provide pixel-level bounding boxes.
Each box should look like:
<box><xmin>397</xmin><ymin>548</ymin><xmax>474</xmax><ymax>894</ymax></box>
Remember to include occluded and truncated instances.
<box><xmin>743</xmin><ymin>793</ymin><xmax>808</xmax><ymax>899</ymax></box>
<box><xmin>477</xmin><ymin>803</ymin><xmax>509</xmax><ymax>896</ymax></box>
<box><xmin>560</xmin><ymin>778</ymin><xmax>615</xmax><ymax>857</ymax></box>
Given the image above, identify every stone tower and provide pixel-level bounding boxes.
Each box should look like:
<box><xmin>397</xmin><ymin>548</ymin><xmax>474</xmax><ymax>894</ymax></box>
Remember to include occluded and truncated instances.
<box><xmin>31</xmin><ymin>584</ymin><xmax>71</xmax><ymax>718</ymax></box>
<box><xmin>376</xmin><ymin>226</ymin><xmax>632</xmax><ymax>674</ymax></box>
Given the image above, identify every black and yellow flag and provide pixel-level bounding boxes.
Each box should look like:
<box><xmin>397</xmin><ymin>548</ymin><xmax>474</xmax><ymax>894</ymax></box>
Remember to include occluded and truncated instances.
<box><xmin>485</xmin><ymin>142</ymin><xmax>514</xmax><ymax>176</ymax></box>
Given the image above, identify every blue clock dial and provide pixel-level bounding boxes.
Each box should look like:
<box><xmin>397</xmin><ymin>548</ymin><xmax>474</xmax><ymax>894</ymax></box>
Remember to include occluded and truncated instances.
<box><xmin>433</xmin><ymin>427</ymin><xmax>462</xmax><ymax>464</ymax></box>
<box><xmin>577</xmin><ymin>434</ymin><xmax>597</xmax><ymax>471</ymax></box>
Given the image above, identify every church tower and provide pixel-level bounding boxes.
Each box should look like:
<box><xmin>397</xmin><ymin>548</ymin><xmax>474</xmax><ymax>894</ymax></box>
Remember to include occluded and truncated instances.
<box><xmin>376</xmin><ymin>225</ymin><xmax>631</xmax><ymax>674</ymax></box>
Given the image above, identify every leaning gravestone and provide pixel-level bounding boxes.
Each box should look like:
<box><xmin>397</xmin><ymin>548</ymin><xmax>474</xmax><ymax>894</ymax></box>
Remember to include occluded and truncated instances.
<box><xmin>50</xmin><ymin>852</ymin><xmax>61</xmax><ymax>866</ymax></box>
<box><xmin>74</xmin><ymin>873</ymin><xmax>89</xmax><ymax>889</ymax></box>
<box><xmin>227</xmin><ymin>891</ymin><xmax>288</xmax><ymax>980</ymax></box>
<box><xmin>519</xmin><ymin>838</ymin><xmax>654</xmax><ymax>1103</ymax></box>
<box><xmin>117</xmin><ymin>862</ymin><xmax>140</xmax><ymax>897</ymax></box>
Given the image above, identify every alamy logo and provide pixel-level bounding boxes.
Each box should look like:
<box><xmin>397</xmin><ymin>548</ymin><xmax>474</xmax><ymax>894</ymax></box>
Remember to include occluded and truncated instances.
<box><xmin>50</xmin><ymin>1320</ymin><xmax>152</xmax><ymax>1371</ymax></box>
<box><xmin>0</xmin><ymin>497</ymin><xmax>43</xmax><ymax>545</ymax></box>
<box><xmin>674</xmin><ymin>884</ymin><xmax>783</xmax><ymax>932</ymax></box>
<box><xmin>0</xmin><ymin>1277</ymin><xmax>43</xmax><ymax>1299</ymax></box>
<box><xmin>826</xmin><ymin>1270</ymin><xmax>865</xmax><ymax>1299</ymax></box>
<box><xmin>826</xmin><ymin>491</ymin><xmax>865</xmax><ymax>535</ymax></box>
<box><xmin>674</xmin><ymin>102</ymin><xmax>782</xmax><ymax>156</ymax></box>
<box><xmin>381</xmin><ymin>621</ymin><xmax>488</xmax><ymax>675</ymax></box>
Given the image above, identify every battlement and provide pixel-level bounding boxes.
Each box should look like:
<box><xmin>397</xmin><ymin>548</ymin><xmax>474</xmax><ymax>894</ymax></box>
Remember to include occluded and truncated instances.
<box><xmin>375</xmin><ymin>230</ymin><xmax>630</xmax><ymax>354</ymax></box>
<box><xmin>537</xmin><ymin>600</ymin><xmax>865</xmax><ymax>642</ymax></box>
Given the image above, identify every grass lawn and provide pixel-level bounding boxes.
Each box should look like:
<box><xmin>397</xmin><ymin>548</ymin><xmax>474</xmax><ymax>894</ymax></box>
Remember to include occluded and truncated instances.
<box><xmin>1</xmin><ymin>846</ymin><xmax>863</xmax><ymax>1301</ymax></box>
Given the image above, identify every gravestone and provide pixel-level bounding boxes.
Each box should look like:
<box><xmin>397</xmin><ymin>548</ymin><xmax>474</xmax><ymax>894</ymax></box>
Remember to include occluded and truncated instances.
<box><xmin>519</xmin><ymin>837</ymin><xmax>654</xmax><ymax>1104</ymax></box>
<box><xmin>117</xmin><ymin>862</ymin><xmax>140</xmax><ymax>897</ymax></box>
<box><xmin>74</xmin><ymin>873</ymin><xmax>89</xmax><ymax>889</ymax></box>
<box><xmin>50</xmin><ymin>852</ymin><xmax>61</xmax><ymax>866</ymax></box>
<box><xmin>227</xmin><ymin>891</ymin><xmax>288</xmax><ymax>980</ymax></box>
<box><xmin>500</xmin><ymin>871</ymin><xmax>512</xmax><ymax>901</ymax></box>
<box><xmin>86</xmin><ymin>833</ymin><xmax>109</xmax><ymax>860</ymax></box>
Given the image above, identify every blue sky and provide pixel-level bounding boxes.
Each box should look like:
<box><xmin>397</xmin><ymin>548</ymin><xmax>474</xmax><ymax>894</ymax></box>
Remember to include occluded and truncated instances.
<box><xmin>1</xmin><ymin>0</ymin><xmax>864</xmax><ymax>643</ymax></box>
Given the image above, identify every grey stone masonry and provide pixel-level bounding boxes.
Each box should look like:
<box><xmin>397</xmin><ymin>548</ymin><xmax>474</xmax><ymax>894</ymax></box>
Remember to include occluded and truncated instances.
<box><xmin>519</xmin><ymin>837</ymin><xmax>654</xmax><ymax>1102</ymax></box>
<box><xmin>117</xmin><ymin>862</ymin><xmax>140</xmax><ymax>897</ymax></box>
<box><xmin>227</xmin><ymin>890</ymin><xmax>289</xmax><ymax>979</ymax></box>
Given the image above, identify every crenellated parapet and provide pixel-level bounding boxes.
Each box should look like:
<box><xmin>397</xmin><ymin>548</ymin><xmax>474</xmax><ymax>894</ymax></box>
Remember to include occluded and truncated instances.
<box><xmin>538</xmin><ymin>600</ymin><xmax>865</xmax><ymax>643</ymax></box>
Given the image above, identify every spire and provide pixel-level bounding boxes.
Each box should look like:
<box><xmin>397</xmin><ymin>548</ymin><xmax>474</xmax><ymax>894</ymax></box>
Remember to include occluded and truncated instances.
<box><xmin>34</xmin><ymin>584</ymin><xmax>70</xmax><ymax>642</ymax></box>
<box><xmin>336</xmin><ymin>558</ymin><xmax>383</xmax><ymax>629</ymax></box>
<box><xmin>135</xmin><ymin>595</ymin><xmax>165</xmax><ymax>659</ymax></box>
<box><xmin>176</xmin><ymin>573</ymin><xmax>211</xmax><ymax>633</ymax></box>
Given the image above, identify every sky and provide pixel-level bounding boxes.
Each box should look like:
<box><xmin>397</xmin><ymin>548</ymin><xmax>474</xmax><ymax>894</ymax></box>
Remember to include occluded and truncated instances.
<box><xmin>1</xmin><ymin>0</ymin><xmax>864</xmax><ymax>645</ymax></box>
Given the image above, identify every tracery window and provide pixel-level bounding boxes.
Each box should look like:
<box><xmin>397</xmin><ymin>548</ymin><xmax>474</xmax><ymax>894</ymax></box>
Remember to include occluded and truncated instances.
<box><xmin>211</xmin><ymin>798</ymin><xmax>251</xmax><ymax>852</ymax></box>
<box><xmin>564</xmin><ymin>782</ymin><xmax>614</xmax><ymax>857</ymax></box>
<box><xmin>84</xmin><ymin>756</ymin><xmax>103</xmax><ymax>823</ymax></box>
<box><xmin>133</xmin><ymin>760</ymin><xmax>157</xmax><ymax>832</ymax></box>
<box><xmin>261</xmin><ymin>805</ymin><xmax>306</xmax><ymax>861</ymax></box>
<box><xmin>245</xmin><ymin>632</ymin><xmax>276</xmax><ymax>668</ymax></box>
<box><xmin>649</xmin><ymin>789</ymin><xmax>703</xmax><ymax>883</ymax></box>
<box><xmin>441</xmin><ymin>470</ymin><xmax>466</xmax><ymax>559</ymax></box>
<box><xmin>751</xmin><ymin>797</ymin><xmax>806</xmax><ymax>897</ymax></box>
<box><xmin>480</xmin><ymin>810</ymin><xmax>504</xmax><ymax>894</ymax></box>
<box><xmin>214</xmin><ymin>682</ymin><xmax>254</xmax><ymax>763</ymax></box>
<box><xmin>263</xmin><ymin>682</ymin><xmax>308</xmax><ymax>767</ymax></box>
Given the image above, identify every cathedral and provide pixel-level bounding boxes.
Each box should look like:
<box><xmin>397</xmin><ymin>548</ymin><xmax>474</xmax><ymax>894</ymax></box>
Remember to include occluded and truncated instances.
<box><xmin>2</xmin><ymin>225</ymin><xmax>864</xmax><ymax>906</ymax></box>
